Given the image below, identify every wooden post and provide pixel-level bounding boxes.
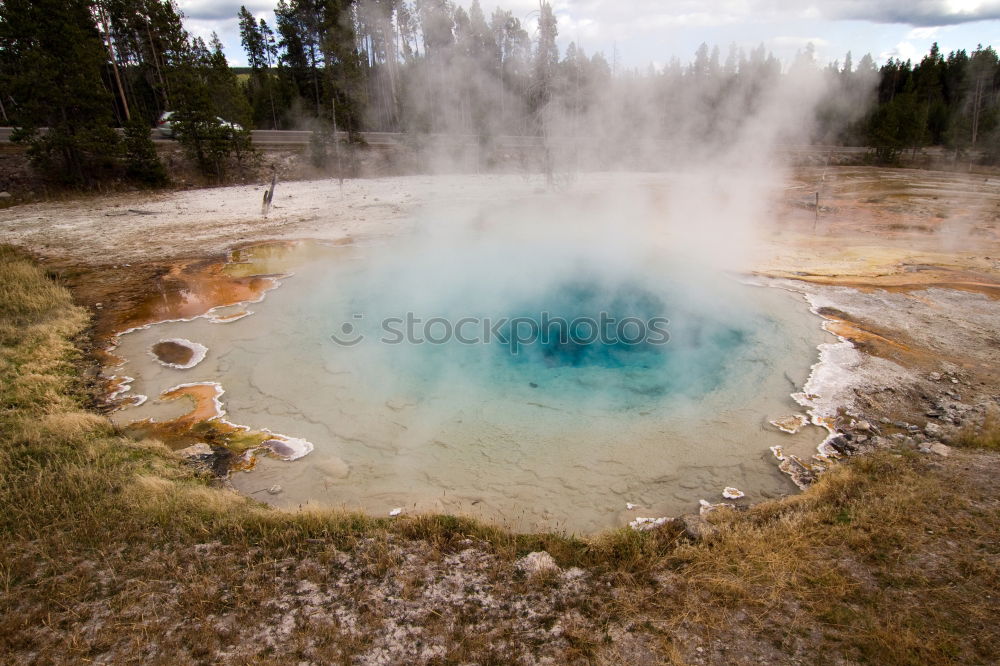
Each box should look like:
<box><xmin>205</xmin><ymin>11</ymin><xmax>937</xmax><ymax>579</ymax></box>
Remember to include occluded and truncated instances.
<box><xmin>261</xmin><ymin>171</ymin><xmax>277</xmax><ymax>218</ymax></box>
<box><xmin>332</xmin><ymin>96</ymin><xmax>344</xmax><ymax>192</ymax></box>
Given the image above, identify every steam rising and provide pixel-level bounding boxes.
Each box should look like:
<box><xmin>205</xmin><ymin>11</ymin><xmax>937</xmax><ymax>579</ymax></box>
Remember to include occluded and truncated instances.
<box><xmin>115</xmin><ymin>15</ymin><xmax>879</xmax><ymax>528</ymax></box>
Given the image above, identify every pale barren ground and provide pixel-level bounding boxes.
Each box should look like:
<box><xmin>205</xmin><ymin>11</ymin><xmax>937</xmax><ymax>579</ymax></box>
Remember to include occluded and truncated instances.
<box><xmin>1</xmin><ymin>174</ymin><xmax>551</xmax><ymax>264</ymax></box>
<box><xmin>1</xmin><ymin>168</ymin><xmax>998</xmax><ymax>274</ymax></box>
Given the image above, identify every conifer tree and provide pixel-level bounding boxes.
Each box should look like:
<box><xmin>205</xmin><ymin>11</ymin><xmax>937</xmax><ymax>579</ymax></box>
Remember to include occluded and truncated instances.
<box><xmin>0</xmin><ymin>0</ymin><xmax>122</xmax><ymax>186</ymax></box>
<box><xmin>532</xmin><ymin>1</ymin><xmax>558</xmax><ymax>112</ymax></box>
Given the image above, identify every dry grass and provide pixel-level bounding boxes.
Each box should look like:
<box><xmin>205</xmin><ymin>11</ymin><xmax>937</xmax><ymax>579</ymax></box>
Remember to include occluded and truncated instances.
<box><xmin>1</xmin><ymin>243</ymin><xmax>998</xmax><ymax>664</ymax></box>
<box><xmin>953</xmin><ymin>407</ymin><xmax>1000</xmax><ymax>451</ymax></box>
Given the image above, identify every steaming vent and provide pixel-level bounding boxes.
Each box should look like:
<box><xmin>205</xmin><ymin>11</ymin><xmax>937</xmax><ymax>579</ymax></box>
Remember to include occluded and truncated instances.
<box><xmin>111</xmin><ymin>194</ymin><xmax>828</xmax><ymax>532</ymax></box>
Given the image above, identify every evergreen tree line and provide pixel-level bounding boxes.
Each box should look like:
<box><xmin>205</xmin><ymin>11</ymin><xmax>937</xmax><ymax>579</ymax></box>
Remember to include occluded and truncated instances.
<box><xmin>3</xmin><ymin>0</ymin><xmax>1000</xmax><ymax>188</ymax></box>
<box><xmin>235</xmin><ymin>1</ymin><xmax>1000</xmax><ymax>165</ymax></box>
<box><xmin>866</xmin><ymin>43</ymin><xmax>1000</xmax><ymax>163</ymax></box>
<box><xmin>0</xmin><ymin>0</ymin><xmax>254</xmax><ymax>186</ymax></box>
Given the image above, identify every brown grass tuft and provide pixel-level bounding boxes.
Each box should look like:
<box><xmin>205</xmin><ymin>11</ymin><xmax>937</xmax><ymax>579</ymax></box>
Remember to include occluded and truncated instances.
<box><xmin>953</xmin><ymin>407</ymin><xmax>1000</xmax><ymax>450</ymax></box>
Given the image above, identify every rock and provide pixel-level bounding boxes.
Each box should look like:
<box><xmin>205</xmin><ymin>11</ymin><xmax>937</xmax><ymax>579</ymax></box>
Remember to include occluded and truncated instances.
<box><xmin>827</xmin><ymin>434</ymin><xmax>854</xmax><ymax>455</ymax></box>
<box><xmin>925</xmin><ymin>422</ymin><xmax>944</xmax><ymax>438</ymax></box>
<box><xmin>678</xmin><ymin>514</ymin><xmax>714</xmax><ymax>541</ymax></box>
<box><xmin>722</xmin><ymin>487</ymin><xmax>744</xmax><ymax>499</ymax></box>
<box><xmin>176</xmin><ymin>442</ymin><xmax>213</xmax><ymax>459</ymax></box>
<box><xmin>0</xmin><ymin>191</ymin><xmax>10</xmax><ymax>199</ymax></box>
<box><xmin>625</xmin><ymin>502</ymin><xmax>638</xmax><ymax>510</ymax></box>
<box><xmin>388</xmin><ymin>507</ymin><xmax>402</xmax><ymax>516</ymax></box>
<box><xmin>267</xmin><ymin>484</ymin><xmax>283</xmax><ymax>495</ymax></box>
<box><xmin>855</xmin><ymin>420</ymin><xmax>873</xmax><ymax>432</ymax></box>
<box><xmin>928</xmin><ymin>442</ymin><xmax>952</xmax><ymax>457</ymax></box>
<box><xmin>930</xmin><ymin>372</ymin><xmax>942</xmax><ymax>381</ymax></box>
<box><xmin>516</xmin><ymin>551</ymin><xmax>560</xmax><ymax>577</ymax></box>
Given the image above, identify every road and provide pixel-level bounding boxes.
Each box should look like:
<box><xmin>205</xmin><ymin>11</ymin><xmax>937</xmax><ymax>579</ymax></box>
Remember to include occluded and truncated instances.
<box><xmin>0</xmin><ymin>126</ymin><xmax>875</xmax><ymax>154</ymax></box>
<box><xmin>0</xmin><ymin>127</ymin><xmax>516</xmax><ymax>147</ymax></box>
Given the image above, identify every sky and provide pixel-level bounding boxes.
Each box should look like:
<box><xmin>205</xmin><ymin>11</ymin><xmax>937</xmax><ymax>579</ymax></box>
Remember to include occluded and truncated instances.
<box><xmin>176</xmin><ymin>0</ymin><xmax>1000</xmax><ymax>71</ymax></box>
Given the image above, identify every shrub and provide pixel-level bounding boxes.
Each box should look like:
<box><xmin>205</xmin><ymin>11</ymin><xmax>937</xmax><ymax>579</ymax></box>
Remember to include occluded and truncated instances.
<box><xmin>123</xmin><ymin>116</ymin><xmax>167</xmax><ymax>186</ymax></box>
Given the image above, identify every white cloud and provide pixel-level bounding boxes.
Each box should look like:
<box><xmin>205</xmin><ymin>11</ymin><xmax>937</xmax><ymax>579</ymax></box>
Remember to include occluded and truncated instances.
<box><xmin>176</xmin><ymin>1</ymin><xmax>274</xmax><ymax>21</ymax></box>
<box><xmin>880</xmin><ymin>40</ymin><xmax>923</xmax><ymax>61</ymax></box>
<box><xmin>178</xmin><ymin>0</ymin><xmax>1000</xmax><ymax>27</ymax></box>
<box><xmin>181</xmin><ymin>0</ymin><xmax>1000</xmax><ymax>67</ymax></box>
<box><xmin>807</xmin><ymin>0</ymin><xmax>1000</xmax><ymax>26</ymax></box>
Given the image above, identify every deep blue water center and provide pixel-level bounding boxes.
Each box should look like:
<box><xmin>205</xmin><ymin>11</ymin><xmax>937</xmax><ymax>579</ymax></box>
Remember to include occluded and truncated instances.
<box><xmin>496</xmin><ymin>278</ymin><xmax>751</xmax><ymax>400</ymax></box>
<box><xmin>341</xmin><ymin>271</ymin><xmax>761</xmax><ymax>408</ymax></box>
<box><xmin>503</xmin><ymin>280</ymin><xmax>669</xmax><ymax>367</ymax></box>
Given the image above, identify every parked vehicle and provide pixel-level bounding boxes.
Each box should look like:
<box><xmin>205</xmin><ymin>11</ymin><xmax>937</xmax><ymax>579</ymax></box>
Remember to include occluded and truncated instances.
<box><xmin>156</xmin><ymin>111</ymin><xmax>242</xmax><ymax>139</ymax></box>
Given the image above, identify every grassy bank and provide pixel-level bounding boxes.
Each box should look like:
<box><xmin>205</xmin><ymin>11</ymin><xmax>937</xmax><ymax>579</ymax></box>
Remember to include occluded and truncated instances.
<box><xmin>1</xmin><ymin>244</ymin><xmax>998</xmax><ymax>663</ymax></box>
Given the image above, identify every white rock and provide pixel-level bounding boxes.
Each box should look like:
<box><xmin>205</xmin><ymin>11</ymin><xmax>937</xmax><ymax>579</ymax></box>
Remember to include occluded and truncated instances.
<box><xmin>699</xmin><ymin>499</ymin><xmax>734</xmax><ymax>516</ymax></box>
<box><xmin>516</xmin><ymin>551</ymin><xmax>561</xmax><ymax>576</ymax></box>
<box><xmin>629</xmin><ymin>516</ymin><xmax>669</xmax><ymax>531</ymax></box>
<box><xmin>388</xmin><ymin>507</ymin><xmax>402</xmax><ymax>516</ymax></box>
<box><xmin>267</xmin><ymin>484</ymin><xmax>283</xmax><ymax>495</ymax></box>
<box><xmin>722</xmin><ymin>487</ymin><xmax>745</xmax><ymax>499</ymax></box>
<box><xmin>626</xmin><ymin>502</ymin><xmax>638</xmax><ymax>510</ymax></box>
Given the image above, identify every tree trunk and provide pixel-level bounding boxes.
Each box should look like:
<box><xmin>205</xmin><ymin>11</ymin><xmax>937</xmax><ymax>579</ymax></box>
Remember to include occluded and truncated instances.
<box><xmin>308</xmin><ymin>41</ymin><xmax>321</xmax><ymax>115</ymax></box>
<box><xmin>971</xmin><ymin>77</ymin><xmax>984</xmax><ymax>148</ymax></box>
<box><xmin>144</xmin><ymin>17</ymin><xmax>169</xmax><ymax>109</ymax></box>
<box><xmin>97</xmin><ymin>3</ymin><xmax>130</xmax><ymax>121</ymax></box>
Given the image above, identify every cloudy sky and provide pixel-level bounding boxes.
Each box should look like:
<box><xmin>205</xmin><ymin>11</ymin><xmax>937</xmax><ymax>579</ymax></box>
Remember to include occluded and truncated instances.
<box><xmin>177</xmin><ymin>0</ymin><xmax>1000</xmax><ymax>70</ymax></box>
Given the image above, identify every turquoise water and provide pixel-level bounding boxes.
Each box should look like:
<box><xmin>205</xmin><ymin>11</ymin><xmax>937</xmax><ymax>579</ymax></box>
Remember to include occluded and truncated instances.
<box><xmin>111</xmin><ymin>199</ymin><xmax>830</xmax><ymax>533</ymax></box>
<box><xmin>326</xmin><ymin>272</ymin><xmax>763</xmax><ymax>410</ymax></box>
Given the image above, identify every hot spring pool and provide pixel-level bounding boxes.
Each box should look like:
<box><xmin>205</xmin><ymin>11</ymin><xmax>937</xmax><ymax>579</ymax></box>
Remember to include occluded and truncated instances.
<box><xmin>111</xmin><ymin>201</ymin><xmax>830</xmax><ymax>533</ymax></box>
